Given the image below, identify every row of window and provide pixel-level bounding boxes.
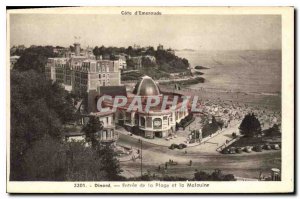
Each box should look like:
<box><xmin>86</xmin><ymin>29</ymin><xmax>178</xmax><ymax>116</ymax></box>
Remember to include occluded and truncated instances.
<box><xmin>100</xmin><ymin>81</ymin><xmax>110</xmax><ymax>86</ymax></box>
<box><xmin>140</xmin><ymin>116</ymin><xmax>173</xmax><ymax>128</ymax></box>
<box><xmin>99</xmin><ymin>73</ymin><xmax>110</xmax><ymax>79</ymax></box>
<box><xmin>55</xmin><ymin>74</ymin><xmax>64</xmax><ymax>79</ymax></box>
<box><xmin>96</xmin><ymin>129</ymin><xmax>116</xmax><ymax>141</ymax></box>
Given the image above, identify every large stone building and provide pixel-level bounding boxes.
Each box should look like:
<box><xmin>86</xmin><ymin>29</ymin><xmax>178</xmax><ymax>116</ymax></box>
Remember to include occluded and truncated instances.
<box><xmin>114</xmin><ymin>54</ymin><xmax>127</xmax><ymax>70</ymax></box>
<box><xmin>45</xmin><ymin>42</ymin><xmax>121</xmax><ymax>94</ymax></box>
<box><xmin>72</xmin><ymin>59</ymin><xmax>120</xmax><ymax>94</ymax></box>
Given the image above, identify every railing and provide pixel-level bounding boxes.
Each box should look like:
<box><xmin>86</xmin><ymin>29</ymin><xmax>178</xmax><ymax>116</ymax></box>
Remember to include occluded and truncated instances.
<box><xmin>97</xmin><ymin>135</ymin><xmax>119</xmax><ymax>143</ymax></box>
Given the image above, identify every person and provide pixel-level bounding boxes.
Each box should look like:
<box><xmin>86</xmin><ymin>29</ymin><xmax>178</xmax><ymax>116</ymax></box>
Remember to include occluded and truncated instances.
<box><xmin>165</xmin><ymin>162</ymin><xmax>168</xmax><ymax>169</ymax></box>
<box><xmin>189</xmin><ymin>160</ymin><xmax>192</xmax><ymax>166</ymax></box>
<box><xmin>158</xmin><ymin>165</ymin><xmax>161</xmax><ymax>171</ymax></box>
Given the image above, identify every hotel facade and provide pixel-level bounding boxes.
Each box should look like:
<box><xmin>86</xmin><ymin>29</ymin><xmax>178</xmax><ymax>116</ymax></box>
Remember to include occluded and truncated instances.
<box><xmin>45</xmin><ymin>43</ymin><xmax>121</xmax><ymax>94</ymax></box>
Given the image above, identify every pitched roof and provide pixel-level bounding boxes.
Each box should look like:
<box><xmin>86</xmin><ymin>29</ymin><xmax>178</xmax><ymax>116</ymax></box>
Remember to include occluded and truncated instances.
<box><xmin>100</xmin><ymin>86</ymin><xmax>127</xmax><ymax>97</ymax></box>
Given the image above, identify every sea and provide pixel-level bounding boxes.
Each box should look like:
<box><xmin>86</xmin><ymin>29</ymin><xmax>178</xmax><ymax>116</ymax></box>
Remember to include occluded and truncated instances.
<box><xmin>176</xmin><ymin>50</ymin><xmax>282</xmax><ymax>94</ymax></box>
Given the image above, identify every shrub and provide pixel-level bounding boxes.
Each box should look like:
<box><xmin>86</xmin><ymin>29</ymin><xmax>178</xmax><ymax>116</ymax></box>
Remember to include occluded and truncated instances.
<box><xmin>178</xmin><ymin>144</ymin><xmax>187</xmax><ymax>149</ymax></box>
<box><xmin>239</xmin><ymin>113</ymin><xmax>262</xmax><ymax>137</ymax></box>
<box><xmin>169</xmin><ymin>144</ymin><xmax>179</xmax><ymax>150</ymax></box>
<box><xmin>253</xmin><ymin>145</ymin><xmax>262</xmax><ymax>152</ymax></box>
<box><xmin>202</xmin><ymin>116</ymin><xmax>219</xmax><ymax>138</ymax></box>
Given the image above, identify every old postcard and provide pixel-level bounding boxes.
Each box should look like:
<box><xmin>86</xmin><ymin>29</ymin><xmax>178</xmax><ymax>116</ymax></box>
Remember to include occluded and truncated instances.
<box><xmin>6</xmin><ymin>7</ymin><xmax>294</xmax><ymax>193</ymax></box>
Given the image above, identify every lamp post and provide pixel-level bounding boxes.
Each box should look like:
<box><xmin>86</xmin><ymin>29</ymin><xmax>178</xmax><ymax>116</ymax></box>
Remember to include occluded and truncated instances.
<box><xmin>140</xmin><ymin>139</ymin><xmax>143</xmax><ymax>178</ymax></box>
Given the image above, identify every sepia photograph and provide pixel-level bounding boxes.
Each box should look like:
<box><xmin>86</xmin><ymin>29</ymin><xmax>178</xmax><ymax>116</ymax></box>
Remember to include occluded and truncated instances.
<box><xmin>6</xmin><ymin>7</ymin><xmax>294</xmax><ymax>193</ymax></box>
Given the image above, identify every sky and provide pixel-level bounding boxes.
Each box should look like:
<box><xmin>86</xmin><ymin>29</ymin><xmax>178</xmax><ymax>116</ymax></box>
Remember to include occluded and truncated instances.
<box><xmin>9</xmin><ymin>14</ymin><xmax>281</xmax><ymax>50</ymax></box>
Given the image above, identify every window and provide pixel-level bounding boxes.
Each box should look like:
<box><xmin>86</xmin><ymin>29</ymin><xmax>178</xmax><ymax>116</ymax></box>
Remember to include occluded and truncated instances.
<box><xmin>153</xmin><ymin>118</ymin><xmax>162</xmax><ymax>129</ymax></box>
<box><xmin>140</xmin><ymin>117</ymin><xmax>145</xmax><ymax>127</ymax></box>
<box><xmin>146</xmin><ymin>117</ymin><xmax>152</xmax><ymax>128</ymax></box>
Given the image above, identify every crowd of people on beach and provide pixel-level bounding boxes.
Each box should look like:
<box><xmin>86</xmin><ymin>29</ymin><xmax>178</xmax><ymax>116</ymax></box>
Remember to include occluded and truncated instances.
<box><xmin>199</xmin><ymin>99</ymin><xmax>281</xmax><ymax>130</ymax></box>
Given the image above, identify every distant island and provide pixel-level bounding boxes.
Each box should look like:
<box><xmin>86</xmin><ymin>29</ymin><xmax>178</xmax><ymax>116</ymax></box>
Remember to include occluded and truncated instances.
<box><xmin>194</xmin><ymin>65</ymin><xmax>210</xmax><ymax>70</ymax></box>
<box><xmin>194</xmin><ymin>71</ymin><xmax>204</xmax><ymax>75</ymax></box>
<box><xmin>178</xmin><ymin>48</ymin><xmax>196</xmax><ymax>52</ymax></box>
<box><xmin>160</xmin><ymin>76</ymin><xmax>205</xmax><ymax>86</ymax></box>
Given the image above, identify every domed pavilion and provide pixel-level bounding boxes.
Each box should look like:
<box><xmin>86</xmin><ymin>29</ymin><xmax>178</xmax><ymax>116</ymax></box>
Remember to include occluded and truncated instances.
<box><xmin>100</xmin><ymin>75</ymin><xmax>190</xmax><ymax>139</ymax></box>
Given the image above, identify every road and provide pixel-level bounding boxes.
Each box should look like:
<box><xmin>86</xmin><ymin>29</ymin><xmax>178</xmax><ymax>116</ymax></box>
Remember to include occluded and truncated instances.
<box><xmin>117</xmin><ymin>133</ymin><xmax>281</xmax><ymax>179</ymax></box>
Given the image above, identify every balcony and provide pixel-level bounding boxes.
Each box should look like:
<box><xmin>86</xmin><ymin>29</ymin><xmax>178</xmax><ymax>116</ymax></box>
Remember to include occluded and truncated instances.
<box><xmin>95</xmin><ymin>128</ymin><xmax>118</xmax><ymax>143</ymax></box>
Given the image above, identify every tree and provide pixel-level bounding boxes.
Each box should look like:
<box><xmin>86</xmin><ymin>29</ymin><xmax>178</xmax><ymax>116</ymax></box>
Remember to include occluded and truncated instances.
<box><xmin>10</xmin><ymin>45</ymin><xmax>26</xmax><ymax>56</ymax></box>
<box><xmin>194</xmin><ymin>169</ymin><xmax>235</xmax><ymax>181</ymax></box>
<box><xmin>126</xmin><ymin>46</ymin><xmax>134</xmax><ymax>56</ymax></box>
<box><xmin>10</xmin><ymin>70</ymin><xmax>122</xmax><ymax>182</ymax></box>
<box><xmin>202</xmin><ymin>116</ymin><xmax>220</xmax><ymax>138</ymax></box>
<box><xmin>46</xmin><ymin>82</ymin><xmax>77</xmax><ymax>124</ymax></box>
<box><xmin>194</xmin><ymin>171</ymin><xmax>210</xmax><ymax>181</ymax></box>
<box><xmin>239</xmin><ymin>113</ymin><xmax>262</xmax><ymax>137</ymax></box>
<box><xmin>22</xmin><ymin>138</ymin><xmax>122</xmax><ymax>181</ymax></box>
<box><xmin>126</xmin><ymin>59</ymin><xmax>136</xmax><ymax>69</ymax></box>
<box><xmin>162</xmin><ymin>176</ymin><xmax>189</xmax><ymax>181</ymax></box>
<box><xmin>22</xmin><ymin>135</ymin><xmax>66</xmax><ymax>181</ymax></box>
<box><xmin>155</xmin><ymin>49</ymin><xmax>189</xmax><ymax>73</ymax></box>
<box><xmin>69</xmin><ymin>45</ymin><xmax>75</xmax><ymax>52</ymax></box>
<box><xmin>223</xmin><ymin>174</ymin><xmax>236</xmax><ymax>181</ymax></box>
<box><xmin>10</xmin><ymin>70</ymin><xmax>77</xmax><ymax>180</ymax></box>
<box><xmin>264</xmin><ymin>124</ymin><xmax>281</xmax><ymax>137</ymax></box>
<box><xmin>145</xmin><ymin>46</ymin><xmax>155</xmax><ymax>56</ymax></box>
<box><xmin>14</xmin><ymin>46</ymin><xmax>54</xmax><ymax>73</ymax></box>
<box><xmin>97</xmin><ymin>145</ymin><xmax>122</xmax><ymax>181</ymax></box>
<box><xmin>141</xmin><ymin>57</ymin><xmax>157</xmax><ymax>68</ymax></box>
<box><xmin>210</xmin><ymin>169</ymin><xmax>224</xmax><ymax>181</ymax></box>
<box><xmin>65</xmin><ymin>141</ymin><xmax>109</xmax><ymax>181</ymax></box>
<box><xmin>82</xmin><ymin>116</ymin><xmax>103</xmax><ymax>146</ymax></box>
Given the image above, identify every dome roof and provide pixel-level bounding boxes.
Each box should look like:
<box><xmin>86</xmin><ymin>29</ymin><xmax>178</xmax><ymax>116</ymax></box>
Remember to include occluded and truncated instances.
<box><xmin>132</xmin><ymin>76</ymin><xmax>160</xmax><ymax>96</ymax></box>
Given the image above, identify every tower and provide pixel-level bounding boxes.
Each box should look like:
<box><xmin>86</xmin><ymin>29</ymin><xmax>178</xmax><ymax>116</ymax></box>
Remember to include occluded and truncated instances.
<box><xmin>74</xmin><ymin>36</ymin><xmax>81</xmax><ymax>56</ymax></box>
<box><xmin>74</xmin><ymin>42</ymin><xmax>81</xmax><ymax>56</ymax></box>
